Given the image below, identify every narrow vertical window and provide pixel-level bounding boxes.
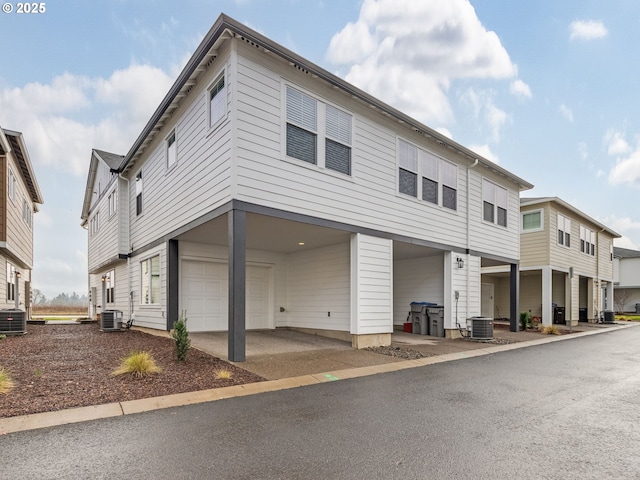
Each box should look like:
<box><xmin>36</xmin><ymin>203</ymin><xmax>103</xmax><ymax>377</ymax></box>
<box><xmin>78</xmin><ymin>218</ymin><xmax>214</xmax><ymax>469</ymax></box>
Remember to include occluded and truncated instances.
<box><xmin>141</xmin><ymin>256</ymin><xmax>160</xmax><ymax>304</ymax></box>
<box><xmin>325</xmin><ymin>104</ymin><xmax>352</xmax><ymax>175</ymax></box>
<box><xmin>135</xmin><ymin>172</ymin><xmax>143</xmax><ymax>216</ymax></box>
<box><xmin>558</xmin><ymin>214</ymin><xmax>571</xmax><ymax>247</ymax></box>
<box><xmin>8</xmin><ymin>169</ymin><xmax>16</xmax><ymax>202</ymax></box>
<box><xmin>286</xmin><ymin>86</ymin><xmax>317</xmax><ymax>164</ymax></box>
<box><xmin>209</xmin><ymin>73</ymin><xmax>226</xmax><ymax>128</ymax></box>
<box><xmin>105</xmin><ymin>270</ymin><xmax>115</xmax><ymax>304</ymax></box>
<box><xmin>421</xmin><ymin>151</ymin><xmax>438</xmax><ymax>204</ymax></box>
<box><xmin>6</xmin><ymin>262</ymin><xmax>15</xmax><ymax>302</ymax></box>
<box><xmin>441</xmin><ymin>160</ymin><xmax>457</xmax><ymax>211</ymax></box>
<box><xmin>398</xmin><ymin>139</ymin><xmax>418</xmax><ymax>197</ymax></box>
<box><xmin>166</xmin><ymin>131</ymin><xmax>177</xmax><ymax>169</ymax></box>
<box><xmin>108</xmin><ymin>189</ymin><xmax>117</xmax><ymax>217</ymax></box>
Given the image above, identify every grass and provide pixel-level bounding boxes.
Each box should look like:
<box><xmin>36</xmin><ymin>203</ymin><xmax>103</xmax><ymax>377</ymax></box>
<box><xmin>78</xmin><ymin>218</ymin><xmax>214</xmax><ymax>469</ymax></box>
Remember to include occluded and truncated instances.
<box><xmin>0</xmin><ymin>368</ymin><xmax>15</xmax><ymax>394</ymax></box>
<box><xmin>112</xmin><ymin>351</ymin><xmax>162</xmax><ymax>378</ymax></box>
<box><xmin>214</xmin><ymin>369</ymin><xmax>233</xmax><ymax>380</ymax></box>
<box><xmin>616</xmin><ymin>315</ymin><xmax>640</xmax><ymax>322</ymax></box>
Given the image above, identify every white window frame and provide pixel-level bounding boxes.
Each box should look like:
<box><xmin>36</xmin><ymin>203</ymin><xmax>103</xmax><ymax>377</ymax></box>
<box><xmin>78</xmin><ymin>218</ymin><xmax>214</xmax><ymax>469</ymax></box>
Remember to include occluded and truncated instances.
<box><xmin>283</xmin><ymin>83</ymin><xmax>353</xmax><ymax>177</ymax></box>
<box><xmin>521</xmin><ymin>208</ymin><xmax>544</xmax><ymax>233</ymax></box>
<box><xmin>166</xmin><ymin>130</ymin><xmax>177</xmax><ymax>170</ymax></box>
<box><xmin>90</xmin><ymin>211</ymin><xmax>100</xmax><ymax>236</ymax></box>
<box><xmin>208</xmin><ymin>71</ymin><xmax>227</xmax><ymax>130</ymax></box>
<box><xmin>140</xmin><ymin>255</ymin><xmax>160</xmax><ymax>305</ymax></box>
<box><xmin>482</xmin><ymin>178</ymin><xmax>508</xmax><ymax>228</ymax></box>
<box><xmin>6</xmin><ymin>262</ymin><xmax>15</xmax><ymax>302</ymax></box>
<box><xmin>108</xmin><ymin>189</ymin><xmax>117</xmax><ymax>218</ymax></box>
<box><xmin>135</xmin><ymin>171</ymin><xmax>143</xmax><ymax>217</ymax></box>
<box><xmin>8</xmin><ymin>169</ymin><xmax>16</xmax><ymax>203</ymax></box>
<box><xmin>397</xmin><ymin>138</ymin><xmax>458</xmax><ymax>211</ymax></box>
<box><xmin>580</xmin><ymin>225</ymin><xmax>596</xmax><ymax>256</ymax></box>
<box><xmin>22</xmin><ymin>197</ymin><xmax>32</xmax><ymax>229</ymax></box>
<box><xmin>557</xmin><ymin>213</ymin><xmax>571</xmax><ymax>248</ymax></box>
<box><xmin>105</xmin><ymin>269</ymin><xmax>115</xmax><ymax>304</ymax></box>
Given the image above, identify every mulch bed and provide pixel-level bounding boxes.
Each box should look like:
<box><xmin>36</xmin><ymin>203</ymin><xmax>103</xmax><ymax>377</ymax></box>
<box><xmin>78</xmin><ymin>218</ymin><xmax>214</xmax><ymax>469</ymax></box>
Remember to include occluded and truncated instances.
<box><xmin>0</xmin><ymin>323</ymin><xmax>265</xmax><ymax>419</ymax></box>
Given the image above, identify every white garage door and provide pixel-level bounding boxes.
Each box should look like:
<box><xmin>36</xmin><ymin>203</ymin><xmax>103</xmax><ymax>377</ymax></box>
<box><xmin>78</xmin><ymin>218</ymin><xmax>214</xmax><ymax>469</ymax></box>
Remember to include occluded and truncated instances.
<box><xmin>181</xmin><ymin>260</ymin><xmax>271</xmax><ymax>332</ymax></box>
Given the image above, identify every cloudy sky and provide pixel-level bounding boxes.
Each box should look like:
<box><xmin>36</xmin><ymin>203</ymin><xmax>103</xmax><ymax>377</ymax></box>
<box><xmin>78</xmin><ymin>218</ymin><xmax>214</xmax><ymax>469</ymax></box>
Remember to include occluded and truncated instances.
<box><xmin>1</xmin><ymin>0</ymin><xmax>639</xmax><ymax>298</ymax></box>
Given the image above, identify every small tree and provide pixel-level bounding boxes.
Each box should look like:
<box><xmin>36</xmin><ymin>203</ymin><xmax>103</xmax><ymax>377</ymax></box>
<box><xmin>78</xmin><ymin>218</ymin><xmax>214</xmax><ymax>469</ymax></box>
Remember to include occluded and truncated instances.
<box><xmin>614</xmin><ymin>289</ymin><xmax>632</xmax><ymax>314</ymax></box>
<box><xmin>172</xmin><ymin>311</ymin><xmax>191</xmax><ymax>361</ymax></box>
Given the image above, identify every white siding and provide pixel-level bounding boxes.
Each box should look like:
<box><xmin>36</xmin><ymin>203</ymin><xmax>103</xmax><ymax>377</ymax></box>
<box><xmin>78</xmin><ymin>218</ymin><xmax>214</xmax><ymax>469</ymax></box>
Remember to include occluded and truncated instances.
<box><xmin>619</xmin><ymin>257</ymin><xmax>640</xmax><ymax>288</ymax></box>
<box><xmin>393</xmin><ymin>254</ymin><xmax>444</xmax><ymax>325</ymax></box>
<box><xmin>87</xmin><ymin>187</ymin><xmax>120</xmax><ymax>272</ymax></box>
<box><xmin>5</xmin><ymin>152</ymin><xmax>35</xmax><ymax>267</ymax></box>
<box><xmin>350</xmin><ymin>234</ymin><xmax>393</xmax><ymax>335</ymax></box>
<box><xmin>129</xmin><ymin>244</ymin><xmax>166</xmax><ymax>330</ymax></box>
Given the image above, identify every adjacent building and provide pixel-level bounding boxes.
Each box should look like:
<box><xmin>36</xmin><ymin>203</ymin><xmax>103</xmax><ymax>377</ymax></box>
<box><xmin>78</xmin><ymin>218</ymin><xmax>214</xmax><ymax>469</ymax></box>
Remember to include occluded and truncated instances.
<box><xmin>613</xmin><ymin>247</ymin><xmax>640</xmax><ymax>313</ymax></box>
<box><xmin>0</xmin><ymin>127</ymin><xmax>44</xmax><ymax>318</ymax></box>
<box><xmin>81</xmin><ymin>13</ymin><xmax>533</xmax><ymax>360</ymax></box>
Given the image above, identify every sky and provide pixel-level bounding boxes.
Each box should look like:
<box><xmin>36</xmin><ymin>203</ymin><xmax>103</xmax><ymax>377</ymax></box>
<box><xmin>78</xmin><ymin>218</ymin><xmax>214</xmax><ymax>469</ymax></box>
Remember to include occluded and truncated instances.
<box><xmin>1</xmin><ymin>0</ymin><xmax>640</xmax><ymax>298</ymax></box>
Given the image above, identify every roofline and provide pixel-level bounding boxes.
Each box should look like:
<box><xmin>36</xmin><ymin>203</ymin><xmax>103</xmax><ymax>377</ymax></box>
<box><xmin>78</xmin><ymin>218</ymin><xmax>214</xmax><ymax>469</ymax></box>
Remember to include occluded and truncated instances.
<box><xmin>521</xmin><ymin>196</ymin><xmax>621</xmax><ymax>238</ymax></box>
<box><xmin>1</xmin><ymin>127</ymin><xmax>44</xmax><ymax>204</ymax></box>
<box><xmin>115</xmin><ymin>13</ymin><xmax>534</xmax><ymax>191</ymax></box>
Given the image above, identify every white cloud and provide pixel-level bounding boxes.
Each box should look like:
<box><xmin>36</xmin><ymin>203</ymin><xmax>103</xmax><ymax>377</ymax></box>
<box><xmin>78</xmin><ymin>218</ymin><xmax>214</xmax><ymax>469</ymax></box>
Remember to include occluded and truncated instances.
<box><xmin>469</xmin><ymin>144</ymin><xmax>499</xmax><ymax>164</ymax></box>
<box><xmin>509</xmin><ymin>79</ymin><xmax>532</xmax><ymax>98</ymax></box>
<box><xmin>604</xmin><ymin>128</ymin><xmax>631</xmax><ymax>156</ymax></box>
<box><xmin>327</xmin><ymin>0</ymin><xmax>517</xmax><ymax>125</ymax></box>
<box><xmin>602</xmin><ymin>216</ymin><xmax>640</xmax><ymax>249</ymax></box>
<box><xmin>569</xmin><ymin>20</ymin><xmax>608</xmax><ymax>41</ymax></box>
<box><xmin>460</xmin><ymin>87</ymin><xmax>510</xmax><ymax>142</ymax></box>
<box><xmin>0</xmin><ymin>64</ymin><xmax>174</xmax><ymax>176</ymax></box>
<box><xmin>558</xmin><ymin>104</ymin><xmax>574</xmax><ymax>122</ymax></box>
<box><xmin>608</xmin><ymin>149</ymin><xmax>640</xmax><ymax>188</ymax></box>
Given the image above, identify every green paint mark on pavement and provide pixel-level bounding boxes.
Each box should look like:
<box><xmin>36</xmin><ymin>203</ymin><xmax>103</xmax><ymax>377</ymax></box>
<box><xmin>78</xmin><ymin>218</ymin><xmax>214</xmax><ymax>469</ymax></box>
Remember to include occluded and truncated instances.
<box><xmin>324</xmin><ymin>374</ymin><xmax>339</xmax><ymax>381</ymax></box>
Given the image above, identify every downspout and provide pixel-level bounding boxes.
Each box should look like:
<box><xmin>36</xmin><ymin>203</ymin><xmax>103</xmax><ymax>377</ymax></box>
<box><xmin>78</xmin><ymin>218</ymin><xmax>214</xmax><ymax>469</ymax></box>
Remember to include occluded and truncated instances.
<box><xmin>466</xmin><ymin>159</ymin><xmax>479</xmax><ymax>321</ymax></box>
<box><xmin>118</xmin><ymin>172</ymin><xmax>132</xmax><ymax>325</ymax></box>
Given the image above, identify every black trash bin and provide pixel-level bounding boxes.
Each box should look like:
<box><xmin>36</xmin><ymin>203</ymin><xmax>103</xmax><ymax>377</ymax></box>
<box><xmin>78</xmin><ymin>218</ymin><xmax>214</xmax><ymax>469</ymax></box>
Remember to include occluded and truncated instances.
<box><xmin>636</xmin><ymin>303</ymin><xmax>640</xmax><ymax>315</ymax></box>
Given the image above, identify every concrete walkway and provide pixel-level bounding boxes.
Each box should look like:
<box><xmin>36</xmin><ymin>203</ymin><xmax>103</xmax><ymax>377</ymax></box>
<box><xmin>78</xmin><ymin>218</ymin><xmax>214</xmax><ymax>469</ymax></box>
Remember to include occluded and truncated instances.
<box><xmin>1</xmin><ymin>321</ymin><xmax>635</xmax><ymax>435</ymax></box>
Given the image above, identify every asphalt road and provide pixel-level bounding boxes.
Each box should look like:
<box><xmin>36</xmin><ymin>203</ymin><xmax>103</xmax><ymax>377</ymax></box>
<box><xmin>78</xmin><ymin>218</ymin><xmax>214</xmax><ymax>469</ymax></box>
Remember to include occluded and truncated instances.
<box><xmin>3</xmin><ymin>326</ymin><xmax>640</xmax><ymax>479</ymax></box>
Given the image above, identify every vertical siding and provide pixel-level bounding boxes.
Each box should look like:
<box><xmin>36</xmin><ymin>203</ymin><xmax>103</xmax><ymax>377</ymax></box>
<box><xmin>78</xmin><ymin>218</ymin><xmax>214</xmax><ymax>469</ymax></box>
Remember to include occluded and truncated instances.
<box><xmin>393</xmin><ymin>254</ymin><xmax>444</xmax><ymax>324</ymax></box>
<box><xmin>350</xmin><ymin>234</ymin><xmax>393</xmax><ymax>335</ymax></box>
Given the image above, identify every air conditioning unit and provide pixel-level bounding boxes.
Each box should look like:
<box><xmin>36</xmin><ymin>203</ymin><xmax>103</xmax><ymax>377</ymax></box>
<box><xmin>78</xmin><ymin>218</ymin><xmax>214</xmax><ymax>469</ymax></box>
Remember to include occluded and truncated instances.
<box><xmin>101</xmin><ymin>310</ymin><xmax>123</xmax><ymax>332</ymax></box>
<box><xmin>0</xmin><ymin>309</ymin><xmax>26</xmax><ymax>335</ymax></box>
<box><xmin>467</xmin><ymin>316</ymin><xmax>493</xmax><ymax>340</ymax></box>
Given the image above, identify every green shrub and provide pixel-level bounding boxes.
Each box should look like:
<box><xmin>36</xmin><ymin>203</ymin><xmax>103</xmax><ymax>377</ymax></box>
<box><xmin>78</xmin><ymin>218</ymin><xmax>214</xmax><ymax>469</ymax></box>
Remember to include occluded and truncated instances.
<box><xmin>172</xmin><ymin>311</ymin><xmax>191</xmax><ymax>362</ymax></box>
<box><xmin>112</xmin><ymin>351</ymin><xmax>162</xmax><ymax>377</ymax></box>
<box><xmin>519</xmin><ymin>312</ymin><xmax>531</xmax><ymax>331</ymax></box>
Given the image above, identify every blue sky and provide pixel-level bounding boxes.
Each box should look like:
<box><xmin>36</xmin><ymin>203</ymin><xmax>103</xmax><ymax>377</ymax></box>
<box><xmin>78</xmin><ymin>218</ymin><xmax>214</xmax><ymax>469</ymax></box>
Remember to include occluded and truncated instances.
<box><xmin>1</xmin><ymin>0</ymin><xmax>639</xmax><ymax>298</ymax></box>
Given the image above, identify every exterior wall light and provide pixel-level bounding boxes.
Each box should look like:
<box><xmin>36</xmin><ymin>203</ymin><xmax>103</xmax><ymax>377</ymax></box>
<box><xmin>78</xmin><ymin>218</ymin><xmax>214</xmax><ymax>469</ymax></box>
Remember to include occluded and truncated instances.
<box><xmin>456</xmin><ymin>257</ymin><xmax>464</xmax><ymax>269</ymax></box>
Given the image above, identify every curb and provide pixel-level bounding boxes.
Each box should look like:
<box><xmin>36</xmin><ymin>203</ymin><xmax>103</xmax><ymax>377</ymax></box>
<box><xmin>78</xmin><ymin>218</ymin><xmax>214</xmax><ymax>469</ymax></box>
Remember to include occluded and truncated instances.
<box><xmin>0</xmin><ymin>323</ymin><xmax>634</xmax><ymax>435</ymax></box>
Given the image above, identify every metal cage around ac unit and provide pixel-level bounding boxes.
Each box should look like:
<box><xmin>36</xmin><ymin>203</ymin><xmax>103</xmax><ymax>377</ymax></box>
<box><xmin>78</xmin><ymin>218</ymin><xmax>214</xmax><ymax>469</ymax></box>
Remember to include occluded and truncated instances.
<box><xmin>467</xmin><ymin>316</ymin><xmax>494</xmax><ymax>340</ymax></box>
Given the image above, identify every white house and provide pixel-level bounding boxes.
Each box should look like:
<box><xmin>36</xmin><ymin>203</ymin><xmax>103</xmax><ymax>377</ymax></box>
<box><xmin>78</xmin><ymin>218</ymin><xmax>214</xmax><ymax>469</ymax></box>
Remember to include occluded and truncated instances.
<box><xmin>613</xmin><ymin>247</ymin><xmax>640</xmax><ymax>313</ymax></box>
<box><xmin>80</xmin><ymin>14</ymin><xmax>533</xmax><ymax>361</ymax></box>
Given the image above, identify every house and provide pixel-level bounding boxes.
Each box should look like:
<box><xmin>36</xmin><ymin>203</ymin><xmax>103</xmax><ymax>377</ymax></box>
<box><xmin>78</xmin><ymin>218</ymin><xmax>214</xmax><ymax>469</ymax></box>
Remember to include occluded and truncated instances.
<box><xmin>613</xmin><ymin>247</ymin><xmax>640</xmax><ymax>313</ymax></box>
<box><xmin>482</xmin><ymin>197</ymin><xmax>619</xmax><ymax>326</ymax></box>
<box><xmin>80</xmin><ymin>13</ymin><xmax>533</xmax><ymax>361</ymax></box>
<box><xmin>0</xmin><ymin>127</ymin><xmax>44</xmax><ymax>318</ymax></box>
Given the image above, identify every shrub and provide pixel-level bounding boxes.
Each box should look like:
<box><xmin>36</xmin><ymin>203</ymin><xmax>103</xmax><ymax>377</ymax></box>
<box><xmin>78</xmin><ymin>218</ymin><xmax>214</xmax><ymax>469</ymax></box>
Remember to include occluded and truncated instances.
<box><xmin>112</xmin><ymin>351</ymin><xmax>162</xmax><ymax>377</ymax></box>
<box><xmin>519</xmin><ymin>312</ymin><xmax>531</xmax><ymax>331</ymax></box>
<box><xmin>540</xmin><ymin>325</ymin><xmax>560</xmax><ymax>335</ymax></box>
<box><xmin>171</xmin><ymin>311</ymin><xmax>191</xmax><ymax>361</ymax></box>
<box><xmin>0</xmin><ymin>368</ymin><xmax>15</xmax><ymax>394</ymax></box>
<box><xmin>215</xmin><ymin>369</ymin><xmax>233</xmax><ymax>380</ymax></box>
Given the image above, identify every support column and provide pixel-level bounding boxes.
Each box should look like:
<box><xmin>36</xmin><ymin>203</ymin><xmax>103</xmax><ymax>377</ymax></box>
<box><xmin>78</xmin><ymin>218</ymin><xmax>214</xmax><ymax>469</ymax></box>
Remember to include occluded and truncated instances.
<box><xmin>166</xmin><ymin>239</ymin><xmax>179</xmax><ymax>330</ymax></box>
<box><xmin>509</xmin><ymin>263</ymin><xmax>519</xmax><ymax>332</ymax></box>
<box><xmin>228</xmin><ymin>209</ymin><xmax>246</xmax><ymax>362</ymax></box>
<box><xmin>541</xmin><ymin>266</ymin><xmax>552</xmax><ymax>326</ymax></box>
<box><xmin>605</xmin><ymin>281</ymin><xmax>614</xmax><ymax>311</ymax></box>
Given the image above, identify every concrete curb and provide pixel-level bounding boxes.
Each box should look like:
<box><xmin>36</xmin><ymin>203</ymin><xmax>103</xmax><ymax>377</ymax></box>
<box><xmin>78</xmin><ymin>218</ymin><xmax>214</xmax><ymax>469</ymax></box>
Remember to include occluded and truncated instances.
<box><xmin>0</xmin><ymin>323</ymin><xmax>633</xmax><ymax>435</ymax></box>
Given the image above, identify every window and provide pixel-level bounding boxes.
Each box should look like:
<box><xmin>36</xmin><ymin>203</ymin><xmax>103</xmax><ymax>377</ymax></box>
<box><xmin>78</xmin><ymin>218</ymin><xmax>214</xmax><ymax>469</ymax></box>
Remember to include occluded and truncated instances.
<box><xmin>108</xmin><ymin>189</ymin><xmax>117</xmax><ymax>217</ymax></box>
<box><xmin>522</xmin><ymin>209</ymin><xmax>543</xmax><ymax>232</ymax></box>
<box><xmin>483</xmin><ymin>179</ymin><xmax>508</xmax><ymax>227</ymax></box>
<box><xmin>135</xmin><ymin>171</ymin><xmax>143</xmax><ymax>216</ymax></box>
<box><xmin>22</xmin><ymin>198</ymin><xmax>32</xmax><ymax>228</ymax></box>
<box><xmin>104</xmin><ymin>270</ymin><xmax>115</xmax><ymax>303</ymax></box>
<box><xmin>166</xmin><ymin>131</ymin><xmax>177</xmax><ymax>169</ymax></box>
<box><xmin>580</xmin><ymin>226</ymin><xmax>596</xmax><ymax>256</ymax></box>
<box><xmin>325</xmin><ymin>104</ymin><xmax>352</xmax><ymax>175</ymax></box>
<box><xmin>557</xmin><ymin>213</ymin><xmax>571</xmax><ymax>247</ymax></box>
<box><xmin>398</xmin><ymin>139</ymin><xmax>418</xmax><ymax>197</ymax></box>
<box><xmin>90</xmin><ymin>211</ymin><xmax>100</xmax><ymax>236</ymax></box>
<box><xmin>6</xmin><ymin>262</ymin><xmax>15</xmax><ymax>302</ymax></box>
<box><xmin>398</xmin><ymin>138</ymin><xmax>458</xmax><ymax>211</ymax></box>
<box><xmin>209</xmin><ymin>73</ymin><xmax>226</xmax><ymax>129</ymax></box>
<box><xmin>141</xmin><ymin>255</ymin><xmax>160</xmax><ymax>305</ymax></box>
<box><xmin>8</xmin><ymin>169</ymin><xmax>16</xmax><ymax>202</ymax></box>
<box><xmin>286</xmin><ymin>86</ymin><xmax>317</xmax><ymax>165</ymax></box>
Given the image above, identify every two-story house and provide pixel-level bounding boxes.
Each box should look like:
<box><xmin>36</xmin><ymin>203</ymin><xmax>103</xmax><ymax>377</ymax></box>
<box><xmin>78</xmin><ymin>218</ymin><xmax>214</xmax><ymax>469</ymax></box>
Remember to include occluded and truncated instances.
<box><xmin>482</xmin><ymin>197</ymin><xmax>619</xmax><ymax>326</ymax></box>
<box><xmin>0</xmin><ymin>127</ymin><xmax>44</xmax><ymax>317</ymax></box>
<box><xmin>81</xmin><ymin>14</ymin><xmax>533</xmax><ymax>361</ymax></box>
<box><xmin>613</xmin><ymin>247</ymin><xmax>640</xmax><ymax>313</ymax></box>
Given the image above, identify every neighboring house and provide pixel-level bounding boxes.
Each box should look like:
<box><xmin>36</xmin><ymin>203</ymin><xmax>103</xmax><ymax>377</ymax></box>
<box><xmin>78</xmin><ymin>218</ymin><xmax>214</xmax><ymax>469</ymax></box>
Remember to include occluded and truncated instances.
<box><xmin>0</xmin><ymin>127</ymin><xmax>44</xmax><ymax>318</ymax></box>
<box><xmin>613</xmin><ymin>247</ymin><xmax>640</xmax><ymax>313</ymax></box>
<box><xmin>80</xmin><ymin>13</ymin><xmax>533</xmax><ymax>361</ymax></box>
<box><xmin>482</xmin><ymin>197</ymin><xmax>619</xmax><ymax>326</ymax></box>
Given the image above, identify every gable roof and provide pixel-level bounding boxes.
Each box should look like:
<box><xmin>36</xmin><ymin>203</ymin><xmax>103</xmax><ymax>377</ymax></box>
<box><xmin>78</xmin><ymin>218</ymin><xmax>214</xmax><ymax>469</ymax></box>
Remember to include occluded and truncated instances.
<box><xmin>80</xmin><ymin>149</ymin><xmax>125</xmax><ymax>225</ymax></box>
<box><xmin>110</xmin><ymin>13</ymin><xmax>533</xmax><ymax>192</ymax></box>
<box><xmin>614</xmin><ymin>247</ymin><xmax>640</xmax><ymax>259</ymax></box>
<box><xmin>0</xmin><ymin>127</ymin><xmax>44</xmax><ymax>205</ymax></box>
<box><xmin>520</xmin><ymin>197</ymin><xmax>621</xmax><ymax>238</ymax></box>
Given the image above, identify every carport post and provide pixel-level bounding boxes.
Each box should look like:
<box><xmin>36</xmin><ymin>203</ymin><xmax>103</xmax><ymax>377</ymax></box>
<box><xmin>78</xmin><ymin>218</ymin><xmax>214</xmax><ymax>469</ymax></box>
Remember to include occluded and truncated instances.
<box><xmin>510</xmin><ymin>262</ymin><xmax>519</xmax><ymax>332</ymax></box>
<box><xmin>228</xmin><ymin>209</ymin><xmax>246</xmax><ymax>362</ymax></box>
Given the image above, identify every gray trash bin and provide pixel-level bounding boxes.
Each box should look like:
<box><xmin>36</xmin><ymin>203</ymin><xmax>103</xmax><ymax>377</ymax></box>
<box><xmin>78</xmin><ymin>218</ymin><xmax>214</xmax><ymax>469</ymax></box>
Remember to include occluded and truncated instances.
<box><xmin>636</xmin><ymin>303</ymin><xmax>640</xmax><ymax>314</ymax></box>
<box><xmin>428</xmin><ymin>306</ymin><xmax>445</xmax><ymax>337</ymax></box>
<box><xmin>411</xmin><ymin>302</ymin><xmax>435</xmax><ymax>335</ymax></box>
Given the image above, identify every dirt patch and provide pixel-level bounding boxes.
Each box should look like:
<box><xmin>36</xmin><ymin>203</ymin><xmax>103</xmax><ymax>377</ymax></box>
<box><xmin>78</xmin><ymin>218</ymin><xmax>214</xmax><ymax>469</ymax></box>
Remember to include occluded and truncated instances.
<box><xmin>0</xmin><ymin>323</ymin><xmax>265</xmax><ymax>419</ymax></box>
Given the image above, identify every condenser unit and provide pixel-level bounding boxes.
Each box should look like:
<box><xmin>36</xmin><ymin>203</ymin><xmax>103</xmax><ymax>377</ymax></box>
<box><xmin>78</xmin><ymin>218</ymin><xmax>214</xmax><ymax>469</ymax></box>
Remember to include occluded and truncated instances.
<box><xmin>467</xmin><ymin>316</ymin><xmax>493</xmax><ymax>340</ymax></box>
<box><xmin>0</xmin><ymin>309</ymin><xmax>26</xmax><ymax>335</ymax></box>
<box><xmin>100</xmin><ymin>310</ymin><xmax>123</xmax><ymax>332</ymax></box>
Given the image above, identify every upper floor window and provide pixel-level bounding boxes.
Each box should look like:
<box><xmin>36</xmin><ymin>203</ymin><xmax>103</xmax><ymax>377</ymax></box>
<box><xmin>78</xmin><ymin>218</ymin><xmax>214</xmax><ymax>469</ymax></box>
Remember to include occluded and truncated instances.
<box><xmin>90</xmin><ymin>211</ymin><xmax>100</xmax><ymax>236</ymax></box>
<box><xmin>483</xmin><ymin>179</ymin><xmax>508</xmax><ymax>227</ymax></box>
<box><xmin>521</xmin><ymin>209</ymin><xmax>543</xmax><ymax>232</ymax></box>
<box><xmin>557</xmin><ymin>213</ymin><xmax>571</xmax><ymax>248</ymax></box>
<box><xmin>286</xmin><ymin>86</ymin><xmax>317</xmax><ymax>165</ymax></box>
<box><xmin>22</xmin><ymin>198</ymin><xmax>32</xmax><ymax>228</ymax></box>
<box><xmin>135</xmin><ymin>171</ymin><xmax>143</xmax><ymax>216</ymax></box>
<box><xmin>209</xmin><ymin>72</ymin><xmax>226</xmax><ymax>129</ymax></box>
<box><xmin>398</xmin><ymin>138</ymin><xmax>457</xmax><ymax>211</ymax></box>
<box><xmin>166</xmin><ymin>131</ymin><xmax>177</xmax><ymax>169</ymax></box>
<box><xmin>8</xmin><ymin>169</ymin><xmax>16</xmax><ymax>202</ymax></box>
<box><xmin>6</xmin><ymin>262</ymin><xmax>15</xmax><ymax>302</ymax></box>
<box><xmin>325</xmin><ymin>104</ymin><xmax>352</xmax><ymax>175</ymax></box>
<box><xmin>141</xmin><ymin>255</ymin><xmax>160</xmax><ymax>305</ymax></box>
<box><xmin>108</xmin><ymin>189</ymin><xmax>117</xmax><ymax>217</ymax></box>
<box><xmin>580</xmin><ymin>225</ymin><xmax>595</xmax><ymax>256</ymax></box>
<box><xmin>104</xmin><ymin>269</ymin><xmax>115</xmax><ymax>304</ymax></box>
